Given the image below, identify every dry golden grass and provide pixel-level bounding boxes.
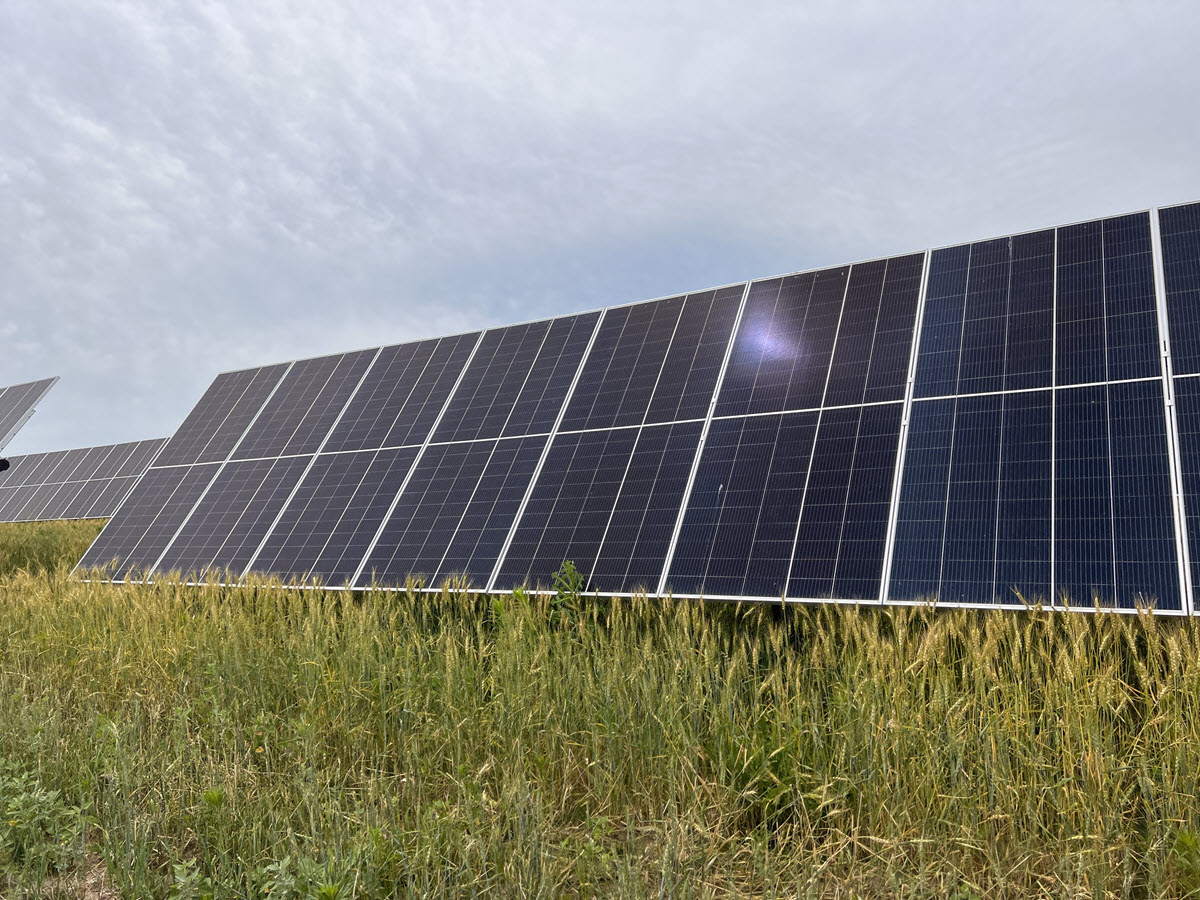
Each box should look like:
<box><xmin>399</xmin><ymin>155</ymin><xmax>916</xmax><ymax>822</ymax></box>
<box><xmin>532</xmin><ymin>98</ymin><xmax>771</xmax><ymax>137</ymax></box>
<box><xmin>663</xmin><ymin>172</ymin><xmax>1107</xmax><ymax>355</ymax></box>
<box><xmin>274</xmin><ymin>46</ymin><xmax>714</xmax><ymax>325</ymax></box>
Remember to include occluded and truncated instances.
<box><xmin>1</xmin><ymin>520</ymin><xmax>1200</xmax><ymax>897</ymax></box>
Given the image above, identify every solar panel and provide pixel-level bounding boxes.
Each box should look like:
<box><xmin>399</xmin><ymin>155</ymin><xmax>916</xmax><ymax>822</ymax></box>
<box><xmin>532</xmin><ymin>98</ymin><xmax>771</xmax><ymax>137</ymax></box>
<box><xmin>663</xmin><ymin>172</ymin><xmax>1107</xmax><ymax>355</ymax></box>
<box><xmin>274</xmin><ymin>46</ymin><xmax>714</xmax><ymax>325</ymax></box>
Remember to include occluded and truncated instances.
<box><xmin>0</xmin><ymin>438</ymin><xmax>165</xmax><ymax>523</ymax></box>
<box><xmin>0</xmin><ymin>377</ymin><xmax>58</xmax><ymax>453</ymax></box>
<box><xmin>72</xmin><ymin>201</ymin><xmax>1200</xmax><ymax>614</ymax></box>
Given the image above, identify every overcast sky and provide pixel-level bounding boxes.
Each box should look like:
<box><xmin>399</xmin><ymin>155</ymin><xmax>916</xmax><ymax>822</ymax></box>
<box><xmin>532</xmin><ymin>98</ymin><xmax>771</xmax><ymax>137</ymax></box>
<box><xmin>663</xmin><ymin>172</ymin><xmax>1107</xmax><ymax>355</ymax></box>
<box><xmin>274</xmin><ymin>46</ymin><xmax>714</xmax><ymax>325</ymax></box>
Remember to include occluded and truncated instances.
<box><xmin>2</xmin><ymin>0</ymin><xmax>1198</xmax><ymax>453</ymax></box>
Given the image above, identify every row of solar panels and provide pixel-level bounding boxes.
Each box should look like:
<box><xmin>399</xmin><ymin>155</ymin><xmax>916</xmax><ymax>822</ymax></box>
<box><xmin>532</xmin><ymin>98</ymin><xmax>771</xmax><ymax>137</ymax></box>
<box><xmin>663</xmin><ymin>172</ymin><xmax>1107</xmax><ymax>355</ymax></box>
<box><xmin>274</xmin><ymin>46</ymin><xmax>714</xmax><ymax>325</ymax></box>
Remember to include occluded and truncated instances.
<box><xmin>0</xmin><ymin>440</ymin><xmax>167</xmax><ymax>522</ymax></box>
<box><xmin>68</xmin><ymin>201</ymin><xmax>1200</xmax><ymax>613</ymax></box>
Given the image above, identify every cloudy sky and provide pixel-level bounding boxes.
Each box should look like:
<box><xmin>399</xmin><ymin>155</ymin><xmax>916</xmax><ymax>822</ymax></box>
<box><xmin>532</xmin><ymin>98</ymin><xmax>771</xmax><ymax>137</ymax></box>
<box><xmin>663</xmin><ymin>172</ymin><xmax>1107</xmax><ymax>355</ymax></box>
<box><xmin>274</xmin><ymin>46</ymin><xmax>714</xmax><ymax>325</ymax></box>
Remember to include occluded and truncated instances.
<box><xmin>2</xmin><ymin>0</ymin><xmax>1198</xmax><ymax>453</ymax></box>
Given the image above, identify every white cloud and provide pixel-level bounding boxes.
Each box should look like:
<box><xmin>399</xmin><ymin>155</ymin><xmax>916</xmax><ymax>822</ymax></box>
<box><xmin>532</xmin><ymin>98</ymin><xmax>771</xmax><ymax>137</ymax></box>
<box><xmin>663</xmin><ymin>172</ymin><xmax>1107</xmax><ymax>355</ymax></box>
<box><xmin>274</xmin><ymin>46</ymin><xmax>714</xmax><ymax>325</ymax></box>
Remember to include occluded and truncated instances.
<box><xmin>1</xmin><ymin>0</ymin><xmax>1198</xmax><ymax>451</ymax></box>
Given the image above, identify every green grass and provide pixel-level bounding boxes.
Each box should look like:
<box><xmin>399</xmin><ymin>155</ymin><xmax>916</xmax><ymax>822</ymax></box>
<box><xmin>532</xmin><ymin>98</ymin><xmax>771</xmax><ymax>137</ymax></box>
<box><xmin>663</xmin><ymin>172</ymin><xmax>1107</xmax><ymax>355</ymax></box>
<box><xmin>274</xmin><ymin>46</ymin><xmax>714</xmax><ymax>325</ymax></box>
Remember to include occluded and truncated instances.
<box><xmin>2</xmin><ymin>520</ymin><xmax>1200</xmax><ymax>897</ymax></box>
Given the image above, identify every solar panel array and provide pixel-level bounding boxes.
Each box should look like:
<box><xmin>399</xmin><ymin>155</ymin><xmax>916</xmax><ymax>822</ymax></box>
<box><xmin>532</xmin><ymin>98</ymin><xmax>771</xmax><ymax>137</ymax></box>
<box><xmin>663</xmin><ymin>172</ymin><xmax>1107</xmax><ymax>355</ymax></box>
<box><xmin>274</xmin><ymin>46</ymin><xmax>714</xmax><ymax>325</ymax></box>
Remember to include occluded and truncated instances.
<box><xmin>0</xmin><ymin>378</ymin><xmax>58</xmax><ymax>452</ymax></box>
<box><xmin>75</xmin><ymin>202</ymin><xmax>1200</xmax><ymax>613</ymax></box>
<box><xmin>0</xmin><ymin>439</ymin><xmax>167</xmax><ymax>522</ymax></box>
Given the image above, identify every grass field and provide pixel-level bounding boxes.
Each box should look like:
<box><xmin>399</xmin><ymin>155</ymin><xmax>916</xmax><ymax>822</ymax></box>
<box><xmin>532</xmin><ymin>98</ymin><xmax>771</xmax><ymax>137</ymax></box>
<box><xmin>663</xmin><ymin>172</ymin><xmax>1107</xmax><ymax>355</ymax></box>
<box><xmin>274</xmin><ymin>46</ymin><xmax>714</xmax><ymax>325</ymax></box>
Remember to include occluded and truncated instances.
<box><xmin>2</xmin><ymin>521</ymin><xmax>1200</xmax><ymax>897</ymax></box>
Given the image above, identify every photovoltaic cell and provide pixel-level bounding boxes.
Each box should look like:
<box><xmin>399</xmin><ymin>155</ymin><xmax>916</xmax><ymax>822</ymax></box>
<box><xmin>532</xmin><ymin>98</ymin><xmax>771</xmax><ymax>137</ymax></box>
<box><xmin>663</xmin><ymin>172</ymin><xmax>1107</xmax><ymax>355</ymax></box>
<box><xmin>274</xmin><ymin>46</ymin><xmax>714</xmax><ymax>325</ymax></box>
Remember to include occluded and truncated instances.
<box><xmin>433</xmin><ymin>314</ymin><xmax>599</xmax><ymax>442</ymax></box>
<box><xmin>154</xmin><ymin>366</ymin><xmax>288</xmax><ymax>467</ymax></box>
<box><xmin>1056</xmin><ymin>213</ymin><xmax>1159</xmax><ymax>387</ymax></box>
<box><xmin>76</xmin><ymin>465</ymin><xmax>219</xmax><ymax>577</ymax></box>
<box><xmin>153</xmin><ymin>457</ymin><xmax>311</xmax><ymax>578</ymax></box>
<box><xmin>232</xmin><ymin>351</ymin><xmax>376</xmax><ymax>460</ymax></box>
<box><xmin>1160</xmin><ymin>202</ymin><xmax>1200</xmax><ymax>375</ymax></box>
<box><xmin>643</xmin><ymin>288</ymin><xmax>745</xmax><ymax>424</ymax></box>
<box><xmin>789</xmin><ymin>402</ymin><xmax>902</xmax><ymax>600</ymax></box>
<box><xmin>359</xmin><ymin>436</ymin><xmax>547</xmax><ymax>589</ymax></box>
<box><xmin>665</xmin><ymin>413</ymin><xmax>819</xmax><ymax>598</ymax></box>
<box><xmin>1172</xmin><ymin>377</ymin><xmax>1200</xmax><ymax>606</ymax></box>
<box><xmin>584</xmin><ymin>421</ymin><xmax>702</xmax><ymax>593</ymax></box>
<box><xmin>715</xmin><ymin>270</ymin><xmax>847</xmax><ymax>416</ymax></box>
<box><xmin>890</xmin><ymin>392</ymin><xmax>1052</xmax><ymax>605</ymax></box>
<box><xmin>256</xmin><ymin>447</ymin><xmax>422</xmax><ymax>585</ymax></box>
<box><xmin>322</xmin><ymin>334</ymin><xmax>480</xmax><ymax>453</ymax></box>
<box><xmin>1055</xmin><ymin>382</ymin><xmax>1179</xmax><ymax>610</ymax></box>
<box><xmin>914</xmin><ymin>233</ymin><xmax>1054</xmax><ymax>399</ymax></box>
<box><xmin>493</xmin><ymin>427</ymin><xmax>642</xmax><ymax>589</ymax></box>
<box><xmin>560</xmin><ymin>298</ymin><xmax>686</xmax><ymax>431</ymax></box>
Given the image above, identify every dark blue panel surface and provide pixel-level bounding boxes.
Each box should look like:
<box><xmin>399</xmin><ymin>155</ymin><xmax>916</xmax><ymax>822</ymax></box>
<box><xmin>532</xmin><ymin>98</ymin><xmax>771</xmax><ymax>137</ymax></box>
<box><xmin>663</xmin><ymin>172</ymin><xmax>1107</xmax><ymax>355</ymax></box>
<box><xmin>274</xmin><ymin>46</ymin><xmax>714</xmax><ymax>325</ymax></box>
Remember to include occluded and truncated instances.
<box><xmin>915</xmin><ymin>235</ymin><xmax>1055</xmax><ymax>399</ymax></box>
<box><xmin>1003</xmin><ymin>231</ymin><xmax>1056</xmax><ymax>391</ymax></box>
<box><xmin>495</xmin><ymin>428</ymin><xmax>641</xmax><ymax>589</ymax></box>
<box><xmin>434</xmin><ymin>314</ymin><xmax>598</xmax><ymax>442</ymax></box>
<box><xmin>863</xmin><ymin>253</ymin><xmax>926</xmax><ymax>403</ymax></box>
<box><xmin>255</xmin><ymin>447</ymin><xmax>420</xmax><ymax>586</ymax></box>
<box><xmin>644</xmin><ymin>287</ymin><xmax>744</xmax><ymax>424</ymax></box>
<box><xmin>888</xmin><ymin>398</ymin><xmax>955</xmax><ymax>600</ymax></box>
<box><xmin>359</xmin><ymin>437</ymin><xmax>545</xmax><ymax>588</ymax></box>
<box><xmin>433</xmin><ymin>437</ymin><xmax>547</xmax><ymax>586</ymax></box>
<box><xmin>322</xmin><ymin>335</ymin><xmax>479</xmax><ymax>452</ymax></box>
<box><xmin>1160</xmin><ymin>203</ymin><xmax>1200</xmax><ymax>375</ymax></box>
<box><xmin>560</xmin><ymin>299</ymin><xmax>684</xmax><ymax>431</ymax></box>
<box><xmin>665</xmin><ymin>412</ymin><xmax>819</xmax><ymax>598</ymax></box>
<box><xmin>75</xmin><ymin>464</ymin><xmax>219</xmax><ymax>577</ymax></box>
<box><xmin>824</xmin><ymin>262</ymin><xmax>887</xmax><ymax>407</ymax></box>
<box><xmin>1107</xmin><ymin>379</ymin><xmax>1179</xmax><ymax>610</ymax></box>
<box><xmin>154</xmin><ymin>457</ymin><xmax>311</xmax><ymax>578</ymax></box>
<box><xmin>586</xmin><ymin>421</ymin><xmax>703</xmax><ymax>593</ymax></box>
<box><xmin>826</xmin><ymin>402</ymin><xmax>903</xmax><ymax>599</ymax></box>
<box><xmin>233</xmin><ymin>351</ymin><xmax>376</xmax><ymax>460</ymax></box>
<box><xmin>502</xmin><ymin>314</ymin><xmax>601</xmax><ymax>436</ymax></box>
<box><xmin>1057</xmin><ymin>213</ymin><xmax>1159</xmax><ymax>386</ymax></box>
<box><xmin>788</xmin><ymin>406</ymin><xmax>861</xmax><ymax>597</ymax></box>
<box><xmin>1173</xmin><ymin>376</ymin><xmax>1200</xmax><ymax>607</ymax></box>
<box><xmin>937</xmin><ymin>394</ymin><xmax>1003</xmax><ymax>604</ymax></box>
<box><xmin>715</xmin><ymin>268</ymin><xmax>847</xmax><ymax>416</ymax></box>
<box><xmin>155</xmin><ymin>365</ymin><xmax>289</xmax><ymax>467</ymax></box>
<box><xmin>913</xmin><ymin>246</ymin><xmax>971</xmax><ymax>398</ymax></box>
<box><xmin>993</xmin><ymin>391</ymin><xmax>1052</xmax><ymax>604</ymax></box>
<box><xmin>954</xmin><ymin>240</ymin><xmax>1009</xmax><ymax>396</ymax></box>
<box><xmin>1054</xmin><ymin>385</ymin><xmax>1115</xmax><ymax>606</ymax></box>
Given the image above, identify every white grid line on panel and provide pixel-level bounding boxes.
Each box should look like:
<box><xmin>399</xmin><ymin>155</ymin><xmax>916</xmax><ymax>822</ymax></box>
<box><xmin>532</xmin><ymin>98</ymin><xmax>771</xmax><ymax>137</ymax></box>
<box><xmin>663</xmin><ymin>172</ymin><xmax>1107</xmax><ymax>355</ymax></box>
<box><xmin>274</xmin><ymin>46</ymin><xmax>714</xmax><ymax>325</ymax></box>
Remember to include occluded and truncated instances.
<box><xmin>879</xmin><ymin>249</ymin><xmax>934</xmax><ymax>605</ymax></box>
<box><xmin>144</xmin><ymin>361</ymin><xmax>298</xmax><ymax>578</ymax></box>
<box><xmin>656</xmin><ymin>282</ymin><xmax>752</xmax><ymax>596</ymax></box>
<box><xmin>239</xmin><ymin>347</ymin><xmax>386</xmax><ymax>579</ymax></box>
<box><xmin>911</xmin><ymin>376</ymin><xmax>1160</xmax><ymax>405</ymax></box>
<box><xmin>1151</xmin><ymin>208</ymin><xmax>1195</xmax><ymax>615</ymax></box>
<box><xmin>486</xmin><ymin>311</ymin><xmax>608</xmax><ymax>592</ymax></box>
<box><xmin>782</xmin><ymin>266</ymin><xmax>856</xmax><ymax>597</ymax></box>
<box><xmin>1050</xmin><ymin>228</ymin><xmax>1058</xmax><ymax>609</ymax></box>
<box><xmin>350</xmin><ymin>332</ymin><xmax>489</xmax><ymax>589</ymax></box>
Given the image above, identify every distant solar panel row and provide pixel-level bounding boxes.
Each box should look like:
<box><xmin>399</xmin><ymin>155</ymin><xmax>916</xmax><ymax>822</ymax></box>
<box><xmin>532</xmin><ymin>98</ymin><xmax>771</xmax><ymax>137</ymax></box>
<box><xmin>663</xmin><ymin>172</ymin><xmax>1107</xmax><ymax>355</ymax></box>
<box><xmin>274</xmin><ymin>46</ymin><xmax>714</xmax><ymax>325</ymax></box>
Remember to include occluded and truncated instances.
<box><xmin>76</xmin><ymin>202</ymin><xmax>1200</xmax><ymax>613</ymax></box>
<box><xmin>0</xmin><ymin>439</ymin><xmax>166</xmax><ymax>522</ymax></box>
<box><xmin>0</xmin><ymin>378</ymin><xmax>58</xmax><ymax>452</ymax></box>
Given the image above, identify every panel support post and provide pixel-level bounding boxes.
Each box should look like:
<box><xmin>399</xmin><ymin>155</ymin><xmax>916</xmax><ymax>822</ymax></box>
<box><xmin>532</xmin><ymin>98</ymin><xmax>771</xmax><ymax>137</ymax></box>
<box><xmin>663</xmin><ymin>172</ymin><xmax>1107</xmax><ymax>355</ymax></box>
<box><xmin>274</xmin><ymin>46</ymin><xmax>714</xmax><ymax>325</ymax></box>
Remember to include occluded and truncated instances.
<box><xmin>1150</xmin><ymin>208</ymin><xmax>1194</xmax><ymax>615</ymax></box>
<box><xmin>877</xmin><ymin>250</ymin><xmax>933</xmax><ymax>604</ymax></box>
<box><xmin>655</xmin><ymin>281</ymin><xmax>752</xmax><ymax>597</ymax></box>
